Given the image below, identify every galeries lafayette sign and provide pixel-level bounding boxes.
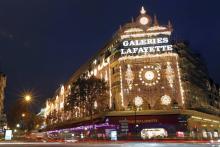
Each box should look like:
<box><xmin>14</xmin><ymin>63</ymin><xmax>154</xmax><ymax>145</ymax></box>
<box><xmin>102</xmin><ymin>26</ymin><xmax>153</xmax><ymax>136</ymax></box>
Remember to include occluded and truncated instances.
<box><xmin>120</xmin><ymin>37</ymin><xmax>173</xmax><ymax>55</ymax></box>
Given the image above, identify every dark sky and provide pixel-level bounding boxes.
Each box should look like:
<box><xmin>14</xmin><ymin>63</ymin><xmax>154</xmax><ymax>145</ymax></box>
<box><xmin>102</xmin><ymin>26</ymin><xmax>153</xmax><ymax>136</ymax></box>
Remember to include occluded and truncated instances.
<box><xmin>0</xmin><ymin>0</ymin><xmax>220</xmax><ymax>112</ymax></box>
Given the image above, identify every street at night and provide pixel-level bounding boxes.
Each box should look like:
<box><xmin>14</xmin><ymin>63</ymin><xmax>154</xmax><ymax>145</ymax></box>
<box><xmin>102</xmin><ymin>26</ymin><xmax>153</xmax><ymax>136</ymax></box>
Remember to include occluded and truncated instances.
<box><xmin>0</xmin><ymin>0</ymin><xmax>220</xmax><ymax>146</ymax></box>
<box><xmin>0</xmin><ymin>143</ymin><xmax>220</xmax><ymax>147</ymax></box>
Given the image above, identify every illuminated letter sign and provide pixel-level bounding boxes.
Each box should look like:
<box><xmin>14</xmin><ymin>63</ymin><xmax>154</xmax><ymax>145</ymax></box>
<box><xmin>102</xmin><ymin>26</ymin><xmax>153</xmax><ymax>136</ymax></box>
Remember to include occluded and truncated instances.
<box><xmin>120</xmin><ymin>37</ymin><xmax>173</xmax><ymax>55</ymax></box>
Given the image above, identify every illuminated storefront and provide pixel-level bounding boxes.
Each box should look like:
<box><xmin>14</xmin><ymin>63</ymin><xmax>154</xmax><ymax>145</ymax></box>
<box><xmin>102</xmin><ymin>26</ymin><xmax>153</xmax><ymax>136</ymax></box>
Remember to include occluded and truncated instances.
<box><xmin>43</xmin><ymin>7</ymin><xmax>220</xmax><ymax>139</ymax></box>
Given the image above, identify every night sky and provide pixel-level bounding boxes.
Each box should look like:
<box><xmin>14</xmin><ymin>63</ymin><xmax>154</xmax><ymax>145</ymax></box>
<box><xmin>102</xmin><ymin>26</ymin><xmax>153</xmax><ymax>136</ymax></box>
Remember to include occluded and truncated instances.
<box><xmin>0</xmin><ymin>0</ymin><xmax>220</xmax><ymax>113</ymax></box>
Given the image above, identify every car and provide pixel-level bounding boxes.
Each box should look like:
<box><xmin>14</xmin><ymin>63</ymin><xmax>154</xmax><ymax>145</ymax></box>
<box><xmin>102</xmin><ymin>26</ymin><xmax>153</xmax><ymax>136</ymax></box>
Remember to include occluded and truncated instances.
<box><xmin>141</xmin><ymin>128</ymin><xmax>168</xmax><ymax>139</ymax></box>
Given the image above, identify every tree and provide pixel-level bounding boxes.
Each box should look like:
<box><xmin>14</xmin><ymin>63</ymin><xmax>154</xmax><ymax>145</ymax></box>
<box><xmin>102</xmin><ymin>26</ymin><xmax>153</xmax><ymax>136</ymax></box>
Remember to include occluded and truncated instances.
<box><xmin>65</xmin><ymin>76</ymin><xmax>108</xmax><ymax>118</ymax></box>
<box><xmin>33</xmin><ymin>115</ymin><xmax>44</xmax><ymax>130</ymax></box>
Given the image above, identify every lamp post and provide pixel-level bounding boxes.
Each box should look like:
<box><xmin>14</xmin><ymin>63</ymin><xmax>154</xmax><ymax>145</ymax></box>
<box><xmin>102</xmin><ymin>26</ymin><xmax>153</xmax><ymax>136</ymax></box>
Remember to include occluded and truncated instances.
<box><xmin>23</xmin><ymin>94</ymin><xmax>32</xmax><ymax>131</ymax></box>
<box><xmin>21</xmin><ymin>113</ymin><xmax>26</xmax><ymax>131</ymax></box>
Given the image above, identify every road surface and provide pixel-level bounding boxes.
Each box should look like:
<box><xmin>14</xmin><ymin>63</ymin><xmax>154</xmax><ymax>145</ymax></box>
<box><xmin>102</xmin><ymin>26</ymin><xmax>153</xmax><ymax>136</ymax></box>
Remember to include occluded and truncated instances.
<box><xmin>0</xmin><ymin>143</ymin><xmax>219</xmax><ymax>147</ymax></box>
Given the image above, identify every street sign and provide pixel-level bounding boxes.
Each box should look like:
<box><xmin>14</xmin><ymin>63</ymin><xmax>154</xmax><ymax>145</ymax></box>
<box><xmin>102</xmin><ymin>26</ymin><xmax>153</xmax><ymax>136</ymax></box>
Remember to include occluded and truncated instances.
<box><xmin>110</xmin><ymin>131</ymin><xmax>117</xmax><ymax>141</ymax></box>
<box><xmin>5</xmin><ymin>130</ymin><xmax>12</xmax><ymax>140</ymax></box>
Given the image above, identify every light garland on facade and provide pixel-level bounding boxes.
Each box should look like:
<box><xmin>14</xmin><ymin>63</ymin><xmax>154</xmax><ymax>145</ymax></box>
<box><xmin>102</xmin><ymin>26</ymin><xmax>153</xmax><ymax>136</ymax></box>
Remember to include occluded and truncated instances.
<box><xmin>75</xmin><ymin>106</ymin><xmax>80</xmax><ymax>118</ymax></box>
<box><xmin>176</xmin><ymin>56</ymin><xmax>185</xmax><ymax>105</ymax></box>
<box><xmin>51</xmin><ymin>103</ymin><xmax>54</xmax><ymax>112</ymax></box>
<box><xmin>45</xmin><ymin>58</ymin><xmax>112</xmax><ymax>120</ymax></box>
<box><xmin>60</xmin><ymin>85</ymin><xmax>65</xmax><ymax>95</ymax></box>
<box><xmin>134</xmin><ymin>96</ymin><xmax>143</xmax><ymax>108</ymax></box>
<box><xmin>108</xmin><ymin>64</ymin><xmax>112</xmax><ymax>109</ymax></box>
<box><xmin>45</xmin><ymin>100</ymin><xmax>50</xmax><ymax>117</ymax></box>
<box><xmin>161</xmin><ymin>95</ymin><xmax>171</xmax><ymax>105</ymax></box>
<box><xmin>89</xmin><ymin>58</ymin><xmax>110</xmax><ymax>78</ymax></box>
<box><xmin>119</xmin><ymin>66</ymin><xmax>124</xmax><ymax>107</ymax></box>
<box><xmin>120</xmin><ymin>31</ymin><xmax>171</xmax><ymax>39</ymax></box>
<box><xmin>165</xmin><ymin>62</ymin><xmax>175</xmax><ymax>88</ymax></box>
<box><xmin>94</xmin><ymin>68</ymin><xmax>97</xmax><ymax>76</ymax></box>
<box><xmin>94</xmin><ymin>101</ymin><xmax>98</xmax><ymax>109</ymax></box>
<box><xmin>104</xmin><ymin>70</ymin><xmax>108</xmax><ymax>81</ymax></box>
<box><xmin>45</xmin><ymin>84</ymin><xmax>72</xmax><ymax>119</ymax></box>
<box><xmin>45</xmin><ymin>54</ymin><xmax>178</xmax><ymax>121</ymax></box>
<box><xmin>125</xmin><ymin>64</ymin><xmax>134</xmax><ymax>90</ymax></box>
<box><xmin>55</xmin><ymin>95</ymin><xmax>59</xmax><ymax>111</ymax></box>
<box><xmin>147</xmin><ymin>26</ymin><xmax>167</xmax><ymax>31</ymax></box>
<box><xmin>97</xmin><ymin>58</ymin><xmax>109</xmax><ymax>71</ymax></box>
<box><xmin>68</xmin><ymin>85</ymin><xmax>71</xmax><ymax>95</ymax></box>
<box><xmin>191</xmin><ymin>116</ymin><xmax>220</xmax><ymax>123</ymax></box>
<box><xmin>139</xmin><ymin>65</ymin><xmax>161</xmax><ymax>86</ymax></box>
<box><xmin>118</xmin><ymin>53</ymin><xmax>178</xmax><ymax>61</ymax></box>
<box><xmin>93</xmin><ymin>59</ymin><xmax>97</xmax><ymax>65</ymax></box>
<box><xmin>118</xmin><ymin>53</ymin><xmax>184</xmax><ymax>107</ymax></box>
<box><xmin>60</xmin><ymin>85</ymin><xmax>65</xmax><ymax>110</ymax></box>
<box><xmin>60</xmin><ymin>102</ymin><xmax>64</xmax><ymax>109</ymax></box>
<box><xmin>124</xmin><ymin>28</ymin><xmax>143</xmax><ymax>33</ymax></box>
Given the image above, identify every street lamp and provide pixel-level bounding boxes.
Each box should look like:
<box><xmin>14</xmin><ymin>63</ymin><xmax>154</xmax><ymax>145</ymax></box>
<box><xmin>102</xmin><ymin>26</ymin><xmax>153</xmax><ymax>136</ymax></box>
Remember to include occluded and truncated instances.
<box><xmin>22</xmin><ymin>113</ymin><xmax>26</xmax><ymax>117</ymax></box>
<box><xmin>24</xmin><ymin>94</ymin><xmax>32</xmax><ymax>102</ymax></box>
<box><xmin>16</xmin><ymin>124</ymin><xmax>20</xmax><ymax>128</ymax></box>
<box><xmin>22</xmin><ymin>94</ymin><xmax>33</xmax><ymax>132</ymax></box>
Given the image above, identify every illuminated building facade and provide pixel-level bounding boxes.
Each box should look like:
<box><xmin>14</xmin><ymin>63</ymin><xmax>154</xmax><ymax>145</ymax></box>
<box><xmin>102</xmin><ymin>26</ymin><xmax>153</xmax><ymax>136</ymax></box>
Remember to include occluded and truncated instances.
<box><xmin>44</xmin><ymin>7</ymin><xmax>220</xmax><ymax>139</ymax></box>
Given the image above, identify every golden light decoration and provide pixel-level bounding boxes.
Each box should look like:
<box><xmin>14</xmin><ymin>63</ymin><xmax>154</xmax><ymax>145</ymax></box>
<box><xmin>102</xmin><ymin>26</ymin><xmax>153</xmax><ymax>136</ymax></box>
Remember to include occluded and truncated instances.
<box><xmin>125</xmin><ymin>64</ymin><xmax>134</xmax><ymax>90</ymax></box>
<box><xmin>165</xmin><ymin>62</ymin><xmax>175</xmax><ymax>88</ymax></box>
<box><xmin>139</xmin><ymin>17</ymin><xmax>149</xmax><ymax>25</ymax></box>
<box><xmin>94</xmin><ymin>101</ymin><xmax>98</xmax><ymax>109</ymax></box>
<box><xmin>134</xmin><ymin>96</ymin><xmax>143</xmax><ymax>107</ymax></box>
<box><xmin>119</xmin><ymin>66</ymin><xmax>124</xmax><ymax>107</ymax></box>
<box><xmin>139</xmin><ymin>65</ymin><xmax>161</xmax><ymax>86</ymax></box>
<box><xmin>161</xmin><ymin>95</ymin><xmax>171</xmax><ymax>105</ymax></box>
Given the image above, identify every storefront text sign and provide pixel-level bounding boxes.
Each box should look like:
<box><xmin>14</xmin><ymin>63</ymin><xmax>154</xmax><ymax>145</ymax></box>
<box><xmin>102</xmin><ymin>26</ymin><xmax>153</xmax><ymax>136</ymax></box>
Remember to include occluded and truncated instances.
<box><xmin>120</xmin><ymin>37</ymin><xmax>173</xmax><ymax>55</ymax></box>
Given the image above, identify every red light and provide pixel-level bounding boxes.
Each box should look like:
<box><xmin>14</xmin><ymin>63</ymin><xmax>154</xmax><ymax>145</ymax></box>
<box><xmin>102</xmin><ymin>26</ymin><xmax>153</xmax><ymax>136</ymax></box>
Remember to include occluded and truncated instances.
<box><xmin>176</xmin><ymin>131</ymin><xmax>184</xmax><ymax>137</ymax></box>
